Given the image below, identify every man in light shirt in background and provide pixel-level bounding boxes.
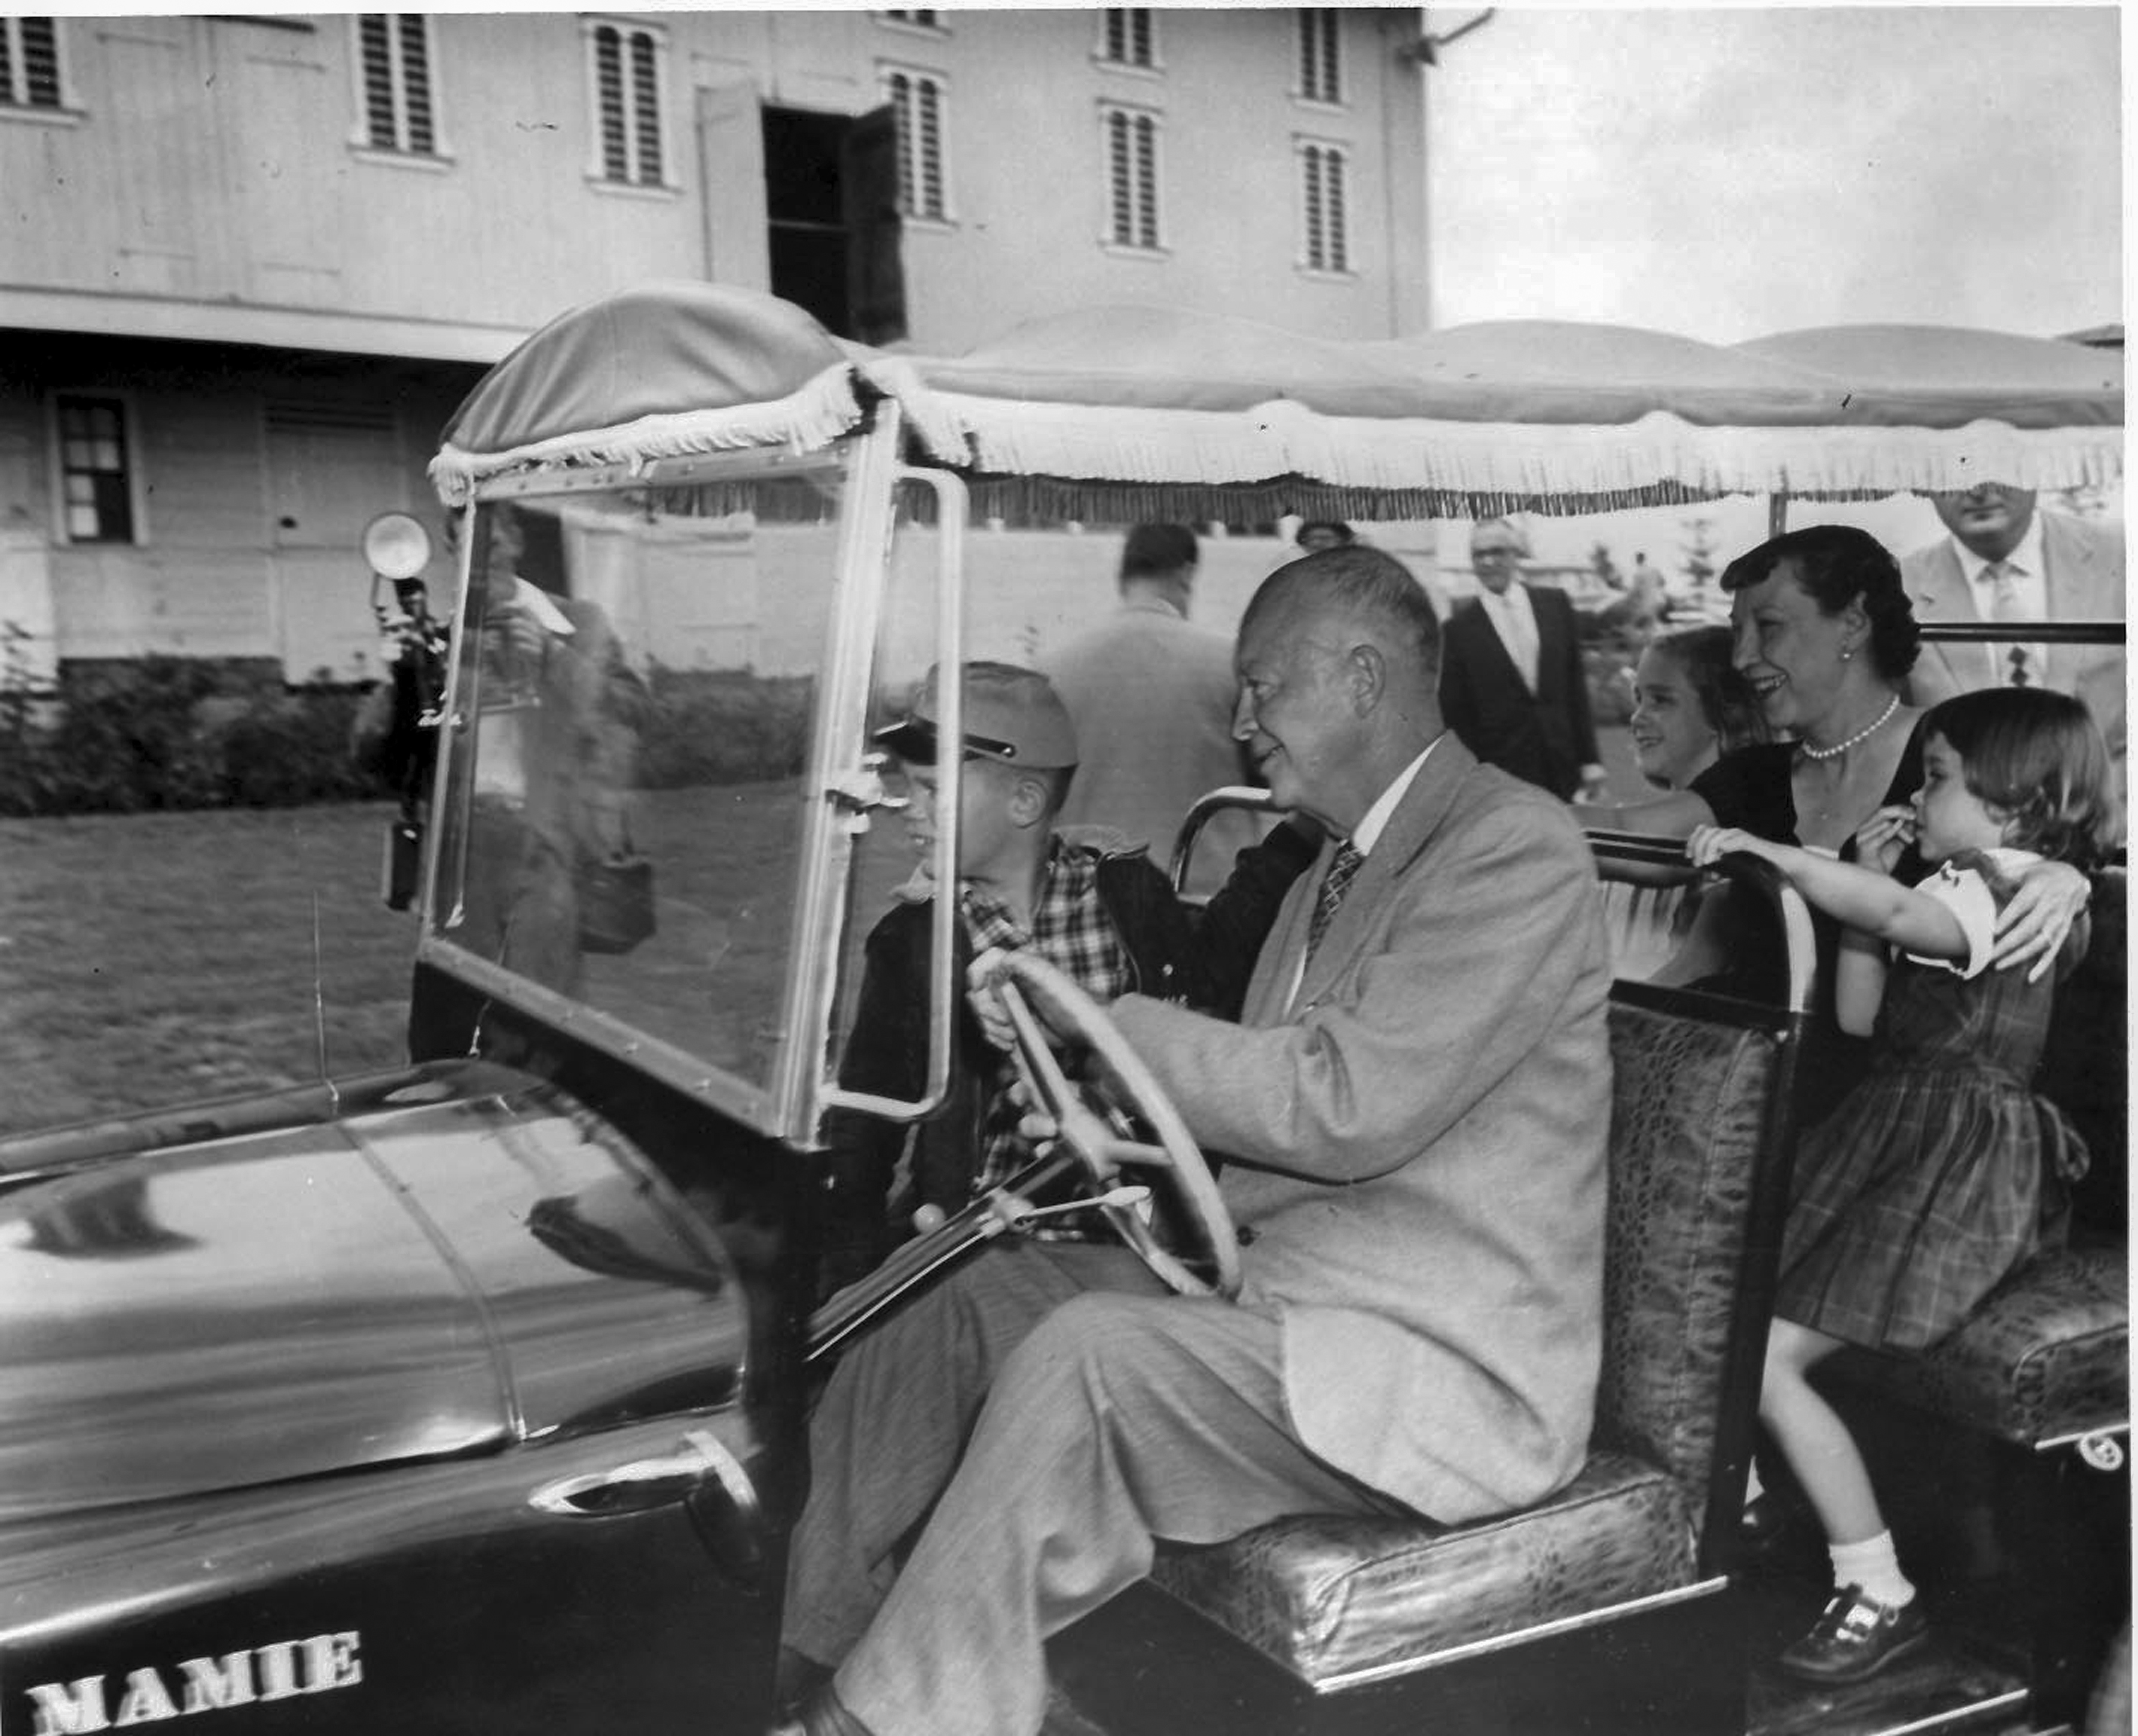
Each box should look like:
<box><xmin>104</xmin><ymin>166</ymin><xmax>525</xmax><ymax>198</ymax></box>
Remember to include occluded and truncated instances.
<box><xmin>1046</xmin><ymin>524</ymin><xmax>1260</xmax><ymax>877</ymax></box>
<box><xmin>1901</xmin><ymin>483</ymin><xmax>2124</xmax><ymax>796</ymax></box>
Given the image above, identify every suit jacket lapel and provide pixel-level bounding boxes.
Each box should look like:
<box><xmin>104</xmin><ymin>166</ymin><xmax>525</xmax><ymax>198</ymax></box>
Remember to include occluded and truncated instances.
<box><xmin>2042</xmin><ymin>512</ymin><xmax>2094</xmax><ymax>617</ymax></box>
<box><xmin>1531</xmin><ymin>590</ymin><xmax>1561</xmax><ymax>700</ymax></box>
<box><xmin>2038</xmin><ymin>515</ymin><xmax>2094</xmax><ymax>691</ymax></box>
<box><xmin>1287</xmin><ymin>739</ymin><xmax>1474</xmax><ymax>1013</ymax></box>
<box><xmin>1911</xmin><ymin>542</ymin><xmax>1993</xmax><ymax>691</ymax></box>
<box><xmin>1242</xmin><ymin>857</ymin><xmax>1319</xmax><ymax>1026</ymax></box>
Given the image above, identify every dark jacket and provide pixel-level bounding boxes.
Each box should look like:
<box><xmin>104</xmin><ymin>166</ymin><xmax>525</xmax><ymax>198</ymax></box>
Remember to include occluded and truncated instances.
<box><xmin>1438</xmin><ymin>586</ymin><xmax>1599</xmax><ymax>799</ymax></box>
<box><xmin>818</xmin><ymin>823</ymin><xmax>1316</xmax><ymax>1288</ymax></box>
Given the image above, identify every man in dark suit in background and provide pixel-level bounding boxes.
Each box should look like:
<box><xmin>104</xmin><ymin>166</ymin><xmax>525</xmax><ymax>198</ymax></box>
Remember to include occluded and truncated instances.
<box><xmin>1438</xmin><ymin>517</ymin><xmax>1608</xmax><ymax>802</ymax></box>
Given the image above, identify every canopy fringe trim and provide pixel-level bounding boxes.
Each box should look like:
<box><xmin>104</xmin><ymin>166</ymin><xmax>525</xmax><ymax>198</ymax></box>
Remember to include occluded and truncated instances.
<box><xmin>889</xmin><ymin>392</ymin><xmax>2121</xmax><ymax>500</ymax></box>
<box><xmin>429</xmin><ymin>362</ymin><xmax>864</xmax><ymax>504</ymax></box>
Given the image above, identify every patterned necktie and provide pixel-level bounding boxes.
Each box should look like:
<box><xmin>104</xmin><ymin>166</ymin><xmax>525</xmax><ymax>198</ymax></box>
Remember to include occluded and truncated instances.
<box><xmin>1984</xmin><ymin>561</ymin><xmax>2032</xmax><ymax>686</ymax></box>
<box><xmin>1306</xmin><ymin>841</ymin><xmax>1365</xmax><ymax>961</ymax></box>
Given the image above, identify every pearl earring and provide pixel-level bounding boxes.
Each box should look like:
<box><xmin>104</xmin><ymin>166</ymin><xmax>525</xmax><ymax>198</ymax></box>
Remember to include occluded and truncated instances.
<box><xmin>1841</xmin><ymin>648</ymin><xmax>1855</xmax><ymax>661</ymax></box>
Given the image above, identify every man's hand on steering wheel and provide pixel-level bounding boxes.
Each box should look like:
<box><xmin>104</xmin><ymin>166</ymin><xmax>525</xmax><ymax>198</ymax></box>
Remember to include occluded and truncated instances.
<box><xmin>969</xmin><ymin>947</ymin><xmax>1130</xmax><ymax>1101</ymax></box>
<box><xmin>966</xmin><ymin>948</ymin><xmax>1241</xmax><ymax>1300</ymax></box>
<box><xmin>969</xmin><ymin>945</ymin><xmax>1079</xmax><ymax>1041</ymax></box>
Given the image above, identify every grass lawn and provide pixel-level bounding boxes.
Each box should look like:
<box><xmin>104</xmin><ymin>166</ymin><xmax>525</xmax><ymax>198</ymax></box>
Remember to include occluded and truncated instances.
<box><xmin>0</xmin><ymin>729</ymin><xmax>1651</xmax><ymax>1141</ymax></box>
<box><xmin>0</xmin><ymin>802</ymin><xmax>417</xmax><ymax>1137</ymax></box>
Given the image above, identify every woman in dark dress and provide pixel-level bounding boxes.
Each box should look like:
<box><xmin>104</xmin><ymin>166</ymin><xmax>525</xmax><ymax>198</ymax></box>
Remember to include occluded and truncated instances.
<box><xmin>1582</xmin><ymin>525</ymin><xmax>2089</xmax><ymax>991</ymax></box>
<box><xmin>1585</xmin><ymin>529</ymin><xmax>2098</xmax><ymax>1585</ymax></box>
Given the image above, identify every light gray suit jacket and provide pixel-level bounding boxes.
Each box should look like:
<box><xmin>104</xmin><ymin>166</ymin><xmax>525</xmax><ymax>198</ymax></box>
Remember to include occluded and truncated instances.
<box><xmin>1111</xmin><ymin>737</ymin><xmax>1613</xmax><ymax>1523</ymax></box>
<box><xmin>1901</xmin><ymin>512</ymin><xmax>2125</xmax><ymax>763</ymax></box>
<box><xmin>1047</xmin><ymin>601</ymin><xmax>1257</xmax><ymax>865</ymax></box>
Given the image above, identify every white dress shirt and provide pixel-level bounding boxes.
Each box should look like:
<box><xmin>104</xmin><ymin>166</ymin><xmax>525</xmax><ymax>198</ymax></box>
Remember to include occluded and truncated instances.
<box><xmin>1476</xmin><ymin>582</ymin><xmax>1539</xmax><ymax>691</ymax></box>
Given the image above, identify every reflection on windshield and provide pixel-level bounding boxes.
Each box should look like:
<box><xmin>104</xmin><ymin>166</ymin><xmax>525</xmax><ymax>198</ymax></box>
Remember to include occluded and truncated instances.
<box><xmin>436</xmin><ymin>481</ymin><xmax>840</xmax><ymax>1093</ymax></box>
<box><xmin>18</xmin><ymin>1174</ymin><xmax>198</xmax><ymax>1258</ymax></box>
<box><xmin>454</xmin><ymin>503</ymin><xmax>652</xmax><ymax>995</ymax></box>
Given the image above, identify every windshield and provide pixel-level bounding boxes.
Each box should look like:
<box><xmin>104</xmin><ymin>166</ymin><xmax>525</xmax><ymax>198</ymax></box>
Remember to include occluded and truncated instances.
<box><xmin>426</xmin><ymin>463</ymin><xmax>855</xmax><ymax>1118</ymax></box>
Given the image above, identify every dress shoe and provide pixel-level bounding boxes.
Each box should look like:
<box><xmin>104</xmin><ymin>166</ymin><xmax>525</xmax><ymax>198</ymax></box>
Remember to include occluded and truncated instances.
<box><xmin>1779</xmin><ymin>1584</ymin><xmax>1929</xmax><ymax>1683</ymax></box>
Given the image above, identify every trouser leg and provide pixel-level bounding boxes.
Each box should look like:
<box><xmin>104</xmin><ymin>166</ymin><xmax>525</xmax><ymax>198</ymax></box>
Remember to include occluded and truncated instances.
<box><xmin>837</xmin><ymin>1288</ymin><xmax>1406</xmax><ymax>1736</ymax></box>
<box><xmin>781</xmin><ymin>1240</ymin><xmax>1158</xmax><ymax>1667</ymax></box>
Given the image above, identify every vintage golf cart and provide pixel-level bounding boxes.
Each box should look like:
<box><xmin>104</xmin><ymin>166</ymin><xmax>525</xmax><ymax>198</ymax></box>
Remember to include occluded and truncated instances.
<box><xmin>0</xmin><ymin>284</ymin><xmax>2121</xmax><ymax>1736</ymax></box>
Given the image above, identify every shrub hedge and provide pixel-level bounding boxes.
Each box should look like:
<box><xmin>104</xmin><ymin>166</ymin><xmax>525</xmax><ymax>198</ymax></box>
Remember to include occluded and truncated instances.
<box><xmin>637</xmin><ymin>665</ymin><xmax>815</xmax><ymax>790</ymax></box>
<box><xmin>0</xmin><ymin>656</ymin><xmax>816</xmax><ymax>818</ymax></box>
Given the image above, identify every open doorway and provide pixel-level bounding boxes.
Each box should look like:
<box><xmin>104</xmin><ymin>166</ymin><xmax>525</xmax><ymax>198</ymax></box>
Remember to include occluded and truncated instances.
<box><xmin>761</xmin><ymin>105</ymin><xmax>906</xmax><ymax>344</ymax></box>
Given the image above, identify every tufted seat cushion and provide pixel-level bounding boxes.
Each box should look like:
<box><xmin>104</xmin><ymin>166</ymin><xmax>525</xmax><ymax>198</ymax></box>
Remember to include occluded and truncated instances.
<box><xmin>1150</xmin><ymin>1452</ymin><xmax>1692</xmax><ymax>1686</ymax></box>
<box><xmin>1823</xmin><ymin>1242</ymin><xmax>2128</xmax><ymax>1446</ymax></box>
<box><xmin>1144</xmin><ymin>999</ymin><xmax>1779</xmax><ymax>1686</ymax></box>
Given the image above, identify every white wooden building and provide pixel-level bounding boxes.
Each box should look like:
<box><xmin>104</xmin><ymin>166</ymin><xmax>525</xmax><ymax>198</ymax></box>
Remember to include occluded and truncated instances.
<box><xmin>0</xmin><ymin>9</ymin><xmax>1429</xmax><ymax>686</ymax></box>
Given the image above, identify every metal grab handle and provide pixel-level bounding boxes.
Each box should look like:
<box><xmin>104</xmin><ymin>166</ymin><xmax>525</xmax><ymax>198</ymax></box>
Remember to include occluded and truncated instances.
<box><xmin>527</xmin><ymin>1428</ymin><xmax>759</xmax><ymax>1520</ymax></box>
<box><xmin>1168</xmin><ymin>786</ymin><xmax>1279</xmax><ymax>894</ymax></box>
<box><xmin>826</xmin><ymin>750</ymin><xmax>912</xmax><ymax>834</ymax></box>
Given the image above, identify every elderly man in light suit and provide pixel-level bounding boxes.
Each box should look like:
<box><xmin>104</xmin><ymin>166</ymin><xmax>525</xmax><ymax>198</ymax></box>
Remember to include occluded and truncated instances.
<box><xmin>1901</xmin><ymin>484</ymin><xmax>2125</xmax><ymax>774</ymax></box>
<box><xmin>777</xmin><ymin>547</ymin><xmax>1614</xmax><ymax>1736</ymax></box>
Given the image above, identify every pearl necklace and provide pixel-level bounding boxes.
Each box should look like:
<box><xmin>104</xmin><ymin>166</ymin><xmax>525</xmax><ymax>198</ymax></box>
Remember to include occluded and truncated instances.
<box><xmin>1799</xmin><ymin>693</ymin><xmax>1899</xmax><ymax>761</ymax></box>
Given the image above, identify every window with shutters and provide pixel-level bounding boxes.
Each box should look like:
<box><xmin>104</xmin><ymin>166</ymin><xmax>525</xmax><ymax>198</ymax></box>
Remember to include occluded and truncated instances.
<box><xmin>1298</xmin><ymin>139</ymin><xmax>1349</xmax><ymax>273</ymax></box>
<box><xmin>52</xmin><ymin>396</ymin><xmax>138</xmax><ymax>546</ymax></box>
<box><xmin>881</xmin><ymin>65</ymin><xmax>947</xmax><ymax>222</ymax></box>
<box><xmin>1099</xmin><ymin>103</ymin><xmax>1162</xmax><ymax>252</ymax></box>
<box><xmin>1296</xmin><ymin>8</ymin><xmax>1342</xmax><ymax>104</ymax></box>
<box><xmin>353</xmin><ymin>15</ymin><xmax>438</xmax><ymax>156</ymax></box>
<box><xmin>0</xmin><ymin>17</ymin><xmax>69</xmax><ymax>115</ymax></box>
<box><xmin>585</xmin><ymin>16</ymin><xmax>667</xmax><ymax>188</ymax></box>
<box><xmin>1097</xmin><ymin>9</ymin><xmax>1158</xmax><ymax>71</ymax></box>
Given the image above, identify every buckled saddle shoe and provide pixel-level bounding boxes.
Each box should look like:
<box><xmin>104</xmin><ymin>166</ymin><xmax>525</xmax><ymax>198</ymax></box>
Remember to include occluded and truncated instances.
<box><xmin>1779</xmin><ymin>1584</ymin><xmax>1929</xmax><ymax>1684</ymax></box>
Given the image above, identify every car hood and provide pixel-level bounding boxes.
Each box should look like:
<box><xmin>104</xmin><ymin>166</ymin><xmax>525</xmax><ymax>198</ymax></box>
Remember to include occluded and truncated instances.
<box><xmin>0</xmin><ymin>1065</ymin><xmax>743</xmax><ymax>1523</ymax></box>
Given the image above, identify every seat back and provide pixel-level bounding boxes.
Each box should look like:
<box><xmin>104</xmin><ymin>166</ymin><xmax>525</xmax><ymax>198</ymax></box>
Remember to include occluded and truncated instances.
<box><xmin>1596</xmin><ymin>879</ymin><xmax>1699</xmax><ymax>981</ymax></box>
<box><xmin>1587</xmin><ymin>839</ymin><xmax>1813</xmax><ymax>1576</ymax></box>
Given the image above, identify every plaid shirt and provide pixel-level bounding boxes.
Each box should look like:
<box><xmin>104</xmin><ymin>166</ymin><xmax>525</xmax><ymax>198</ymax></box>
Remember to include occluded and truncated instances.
<box><xmin>963</xmin><ymin>838</ymin><xmax>1132</xmax><ymax>1233</ymax></box>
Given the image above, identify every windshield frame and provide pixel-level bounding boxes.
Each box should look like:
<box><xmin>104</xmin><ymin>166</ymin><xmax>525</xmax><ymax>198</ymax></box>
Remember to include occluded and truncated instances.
<box><xmin>415</xmin><ymin>427</ymin><xmax>908</xmax><ymax>1143</ymax></box>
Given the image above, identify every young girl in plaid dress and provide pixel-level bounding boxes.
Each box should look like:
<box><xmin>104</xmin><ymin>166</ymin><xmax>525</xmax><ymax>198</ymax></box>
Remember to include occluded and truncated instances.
<box><xmin>1687</xmin><ymin>686</ymin><xmax>2116</xmax><ymax>1686</ymax></box>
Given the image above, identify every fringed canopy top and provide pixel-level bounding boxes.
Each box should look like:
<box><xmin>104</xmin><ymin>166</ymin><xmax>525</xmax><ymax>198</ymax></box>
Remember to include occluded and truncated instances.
<box><xmin>430</xmin><ymin>281</ymin><xmax>866</xmax><ymax>503</ymax></box>
<box><xmin>432</xmin><ymin>285</ymin><xmax>2124</xmax><ymax>518</ymax></box>
<box><xmin>1737</xmin><ymin>324</ymin><xmax>2126</xmax><ymax>426</ymax></box>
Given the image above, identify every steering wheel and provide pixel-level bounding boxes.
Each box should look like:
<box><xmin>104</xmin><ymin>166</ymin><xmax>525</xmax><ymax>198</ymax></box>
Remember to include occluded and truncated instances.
<box><xmin>988</xmin><ymin>950</ymin><xmax>1242</xmax><ymax>1301</ymax></box>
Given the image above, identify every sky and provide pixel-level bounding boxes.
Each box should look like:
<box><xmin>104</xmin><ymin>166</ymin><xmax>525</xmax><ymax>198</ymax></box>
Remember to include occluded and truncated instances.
<box><xmin>1411</xmin><ymin>4</ymin><xmax>2125</xmax><ymax>573</ymax></box>
<box><xmin>1422</xmin><ymin>5</ymin><xmax>2123</xmax><ymax>343</ymax></box>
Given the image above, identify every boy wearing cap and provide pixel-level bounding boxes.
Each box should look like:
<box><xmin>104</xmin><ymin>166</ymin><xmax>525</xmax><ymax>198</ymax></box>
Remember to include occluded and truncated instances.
<box><xmin>820</xmin><ymin>661</ymin><xmax>1311</xmax><ymax>1294</ymax></box>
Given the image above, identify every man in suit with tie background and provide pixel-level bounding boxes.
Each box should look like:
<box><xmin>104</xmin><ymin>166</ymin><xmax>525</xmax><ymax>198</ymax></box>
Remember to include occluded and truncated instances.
<box><xmin>1900</xmin><ymin>483</ymin><xmax>2125</xmax><ymax>784</ymax></box>
<box><xmin>775</xmin><ymin>546</ymin><xmax>1614</xmax><ymax>1736</ymax></box>
<box><xmin>1438</xmin><ymin>516</ymin><xmax>1611</xmax><ymax>802</ymax></box>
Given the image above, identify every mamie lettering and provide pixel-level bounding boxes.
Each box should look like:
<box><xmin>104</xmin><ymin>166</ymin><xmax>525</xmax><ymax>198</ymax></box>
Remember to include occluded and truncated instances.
<box><xmin>23</xmin><ymin>1633</ymin><xmax>362</xmax><ymax>1734</ymax></box>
